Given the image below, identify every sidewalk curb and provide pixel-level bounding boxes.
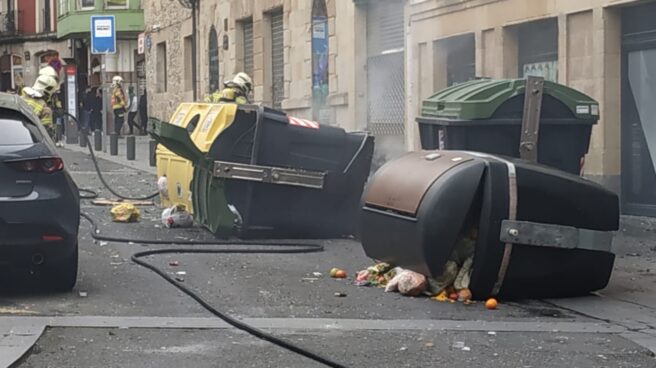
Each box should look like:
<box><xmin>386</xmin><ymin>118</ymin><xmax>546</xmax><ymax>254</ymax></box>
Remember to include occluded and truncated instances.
<box><xmin>59</xmin><ymin>138</ymin><xmax>157</xmax><ymax>175</ymax></box>
<box><xmin>0</xmin><ymin>322</ymin><xmax>45</xmax><ymax>368</ymax></box>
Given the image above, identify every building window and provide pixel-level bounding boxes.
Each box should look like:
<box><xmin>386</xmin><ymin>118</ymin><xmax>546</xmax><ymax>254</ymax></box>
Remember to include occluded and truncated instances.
<box><xmin>184</xmin><ymin>35</ymin><xmax>193</xmax><ymax>91</ymax></box>
<box><xmin>156</xmin><ymin>42</ymin><xmax>167</xmax><ymax>93</ymax></box>
<box><xmin>312</xmin><ymin>0</ymin><xmax>329</xmax><ymax>122</ymax></box>
<box><xmin>208</xmin><ymin>26</ymin><xmax>219</xmax><ymax>92</ymax></box>
<box><xmin>443</xmin><ymin>33</ymin><xmax>475</xmax><ymax>86</ymax></box>
<box><xmin>58</xmin><ymin>0</ymin><xmax>68</xmax><ymax>16</ymax></box>
<box><xmin>240</xmin><ymin>18</ymin><xmax>254</xmax><ymax>79</ymax></box>
<box><xmin>80</xmin><ymin>0</ymin><xmax>95</xmax><ymax>9</ymax></box>
<box><xmin>105</xmin><ymin>0</ymin><xmax>128</xmax><ymax>9</ymax></box>
<box><xmin>517</xmin><ymin>18</ymin><xmax>559</xmax><ymax>82</ymax></box>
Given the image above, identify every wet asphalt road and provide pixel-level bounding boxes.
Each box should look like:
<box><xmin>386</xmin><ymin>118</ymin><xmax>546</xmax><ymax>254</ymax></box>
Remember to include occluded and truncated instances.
<box><xmin>4</xmin><ymin>149</ymin><xmax>656</xmax><ymax>367</ymax></box>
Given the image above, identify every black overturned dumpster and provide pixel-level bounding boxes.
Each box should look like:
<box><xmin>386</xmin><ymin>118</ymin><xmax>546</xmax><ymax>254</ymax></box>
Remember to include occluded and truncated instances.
<box><xmin>417</xmin><ymin>79</ymin><xmax>600</xmax><ymax>175</ymax></box>
<box><xmin>150</xmin><ymin>104</ymin><xmax>374</xmax><ymax>239</ymax></box>
<box><xmin>360</xmin><ymin>150</ymin><xmax>619</xmax><ymax>299</ymax></box>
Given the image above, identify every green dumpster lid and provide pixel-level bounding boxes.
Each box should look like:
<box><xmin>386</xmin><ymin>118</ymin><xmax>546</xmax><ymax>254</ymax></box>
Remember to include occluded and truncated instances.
<box><xmin>148</xmin><ymin>117</ymin><xmax>208</xmax><ymax>166</ymax></box>
<box><xmin>421</xmin><ymin>78</ymin><xmax>599</xmax><ymax>121</ymax></box>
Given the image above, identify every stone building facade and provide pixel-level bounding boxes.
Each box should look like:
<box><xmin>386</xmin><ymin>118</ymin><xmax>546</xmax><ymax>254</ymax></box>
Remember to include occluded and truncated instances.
<box><xmin>144</xmin><ymin>0</ymin><xmax>358</xmax><ymax>128</ymax></box>
<box><xmin>406</xmin><ymin>0</ymin><xmax>656</xmax><ymax>216</ymax></box>
<box><xmin>143</xmin><ymin>0</ymin><xmax>408</xmax><ymax>159</ymax></box>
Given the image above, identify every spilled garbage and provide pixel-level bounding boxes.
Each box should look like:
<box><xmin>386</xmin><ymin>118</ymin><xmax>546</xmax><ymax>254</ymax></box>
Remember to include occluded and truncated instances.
<box><xmin>110</xmin><ymin>203</ymin><xmax>141</xmax><ymax>223</ymax></box>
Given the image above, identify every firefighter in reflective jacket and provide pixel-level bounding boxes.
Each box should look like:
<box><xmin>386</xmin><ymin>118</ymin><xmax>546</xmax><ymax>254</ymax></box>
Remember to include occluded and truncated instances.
<box><xmin>39</xmin><ymin>65</ymin><xmax>63</xmax><ymax>111</ymax></box>
<box><xmin>111</xmin><ymin>76</ymin><xmax>127</xmax><ymax>134</ymax></box>
<box><xmin>204</xmin><ymin>72</ymin><xmax>252</xmax><ymax>104</ymax></box>
<box><xmin>21</xmin><ymin>75</ymin><xmax>59</xmax><ymax>139</ymax></box>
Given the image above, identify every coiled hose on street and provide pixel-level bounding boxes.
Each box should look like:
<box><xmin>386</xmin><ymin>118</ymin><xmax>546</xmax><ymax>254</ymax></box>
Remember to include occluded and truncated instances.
<box><xmin>68</xmin><ymin>113</ymin><xmax>348</xmax><ymax>368</ymax></box>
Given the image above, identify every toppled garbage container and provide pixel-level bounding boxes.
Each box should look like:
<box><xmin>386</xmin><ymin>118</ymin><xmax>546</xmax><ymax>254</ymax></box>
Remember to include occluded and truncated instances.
<box><xmin>417</xmin><ymin>79</ymin><xmax>599</xmax><ymax>175</ymax></box>
<box><xmin>150</xmin><ymin>104</ymin><xmax>374</xmax><ymax>239</ymax></box>
<box><xmin>360</xmin><ymin>150</ymin><xmax>619</xmax><ymax>299</ymax></box>
<box><xmin>155</xmin><ymin>103</ymin><xmax>239</xmax><ymax>212</ymax></box>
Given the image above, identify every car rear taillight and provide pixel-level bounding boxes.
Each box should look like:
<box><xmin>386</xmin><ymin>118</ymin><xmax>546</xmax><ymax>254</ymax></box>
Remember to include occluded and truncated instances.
<box><xmin>5</xmin><ymin>157</ymin><xmax>64</xmax><ymax>174</ymax></box>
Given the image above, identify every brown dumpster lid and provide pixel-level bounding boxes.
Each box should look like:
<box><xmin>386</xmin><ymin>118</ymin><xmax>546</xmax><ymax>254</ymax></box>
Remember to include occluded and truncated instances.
<box><xmin>365</xmin><ymin>151</ymin><xmax>474</xmax><ymax>215</ymax></box>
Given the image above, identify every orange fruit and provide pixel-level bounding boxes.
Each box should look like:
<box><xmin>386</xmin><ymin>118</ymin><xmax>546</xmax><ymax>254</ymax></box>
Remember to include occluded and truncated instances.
<box><xmin>335</xmin><ymin>270</ymin><xmax>347</xmax><ymax>279</ymax></box>
<box><xmin>485</xmin><ymin>298</ymin><xmax>498</xmax><ymax>310</ymax></box>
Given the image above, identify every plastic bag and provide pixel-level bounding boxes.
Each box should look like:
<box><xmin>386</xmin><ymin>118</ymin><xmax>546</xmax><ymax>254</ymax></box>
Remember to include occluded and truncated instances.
<box><xmin>157</xmin><ymin>176</ymin><xmax>169</xmax><ymax>200</ymax></box>
<box><xmin>161</xmin><ymin>204</ymin><xmax>194</xmax><ymax>228</ymax></box>
<box><xmin>385</xmin><ymin>269</ymin><xmax>428</xmax><ymax>296</ymax></box>
<box><xmin>110</xmin><ymin>203</ymin><xmax>141</xmax><ymax>223</ymax></box>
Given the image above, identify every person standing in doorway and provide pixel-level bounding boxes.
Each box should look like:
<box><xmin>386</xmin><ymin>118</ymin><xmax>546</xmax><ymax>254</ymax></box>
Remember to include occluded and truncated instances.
<box><xmin>139</xmin><ymin>88</ymin><xmax>148</xmax><ymax>134</ymax></box>
<box><xmin>81</xmin><ymin>87</ymin><xmax>94</xmax><ymax>132</ymax></box>
<box><xmin>111</xmin><ymin>76</ymin><xmax>127</xmax><ymax>135</ymax></box>
<box><xmin>91</xmin><ymin>87</ymin><xmax>103</xmax><ymax>132</ymax></box>
<box><xmin>126</xmin><ymin>86</ymin><xmax>139</xmax><ymax>135</ymax></box>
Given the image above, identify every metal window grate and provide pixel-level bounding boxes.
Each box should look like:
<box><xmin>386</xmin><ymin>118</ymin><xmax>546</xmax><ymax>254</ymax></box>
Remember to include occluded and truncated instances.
<box><xmin>209</xmin><ymin>27</ymin><xmax>220</xmax><ymax>92</ymax></box>
<box><xmin>271</xmin><ymin>10</ymin><xmax>284</xmax><ymax>110</ymax></box>
<box><xmin>366</xmin><ymin>1</ymin><xmax>405</xmax><ymax>136</ymax></box>
<box><xmin>366</xmin><ymin>53</ymin><xmax>406</xmax><ymax>136</ymax></box>
<box><xmin>242</xmin><ymin>20</ymin><xmax>254</xmax><ymax>78</ymax></box>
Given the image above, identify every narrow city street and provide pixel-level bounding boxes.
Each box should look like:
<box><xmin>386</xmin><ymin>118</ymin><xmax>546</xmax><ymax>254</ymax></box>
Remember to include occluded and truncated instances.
<box><xmin>0</xmin><ymin>147</ymin><xmax>653</xmax><ymax>367</ymax></box>
<box><xmin>3</xmin><ymin>0</ymin><xmax>656</xmax><ymax>367</ymax></box>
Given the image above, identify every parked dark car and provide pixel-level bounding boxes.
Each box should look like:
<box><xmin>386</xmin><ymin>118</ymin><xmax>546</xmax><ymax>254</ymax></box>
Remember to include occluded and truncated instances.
<box><xmin>0</xmin><ymin>93</ymin><xmax>79</xmax><ymax>291</ymax></box>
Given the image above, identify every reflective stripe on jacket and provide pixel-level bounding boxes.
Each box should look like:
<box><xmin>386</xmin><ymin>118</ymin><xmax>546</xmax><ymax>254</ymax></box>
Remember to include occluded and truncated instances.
<box><xmin>21</xmin><ymin>92</ymin><xmax>53</xmax><ymax>126</ymax></box>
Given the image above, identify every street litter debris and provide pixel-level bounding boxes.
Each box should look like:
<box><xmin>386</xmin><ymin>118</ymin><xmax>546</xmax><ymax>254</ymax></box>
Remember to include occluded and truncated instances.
<box><xmin>485</xmin><ymin>298</ymin><xmax>498</xmax><ymax>310</ymax></box>
<box><xmin>351</xmin><ymin>223</ymin><xmax>504</xmax><ymax>309</ymax></box>
<box><xmin>92</xmin><ymin>198</ymin><xmax>155</xmax><ymax>206</ymax></box>
<box><xmin>385</xmin><ymin>269</ymin><xmax>428</xmax><ymax>297</ymax></box>
<box><xmin>169</xmin><ymin>260</ymin><xmax>180</xmax><ymax>267</ymax></box>
<box><xmin>354</xmin><ymin>263</ymin><xmax>395</xmax><ymax>287</ymax></box>
<box><xmin>312</xmin><ymin>272</ymin><xmax>323</xmax><ymax>277</ymax></box>
<box><xmin>110</xmin><ymin>203</ymin><xmax>141</xmax><ymax>223</ymax></box>
<box><xmin>161</xmin><ymin>204</ymin><xmax>194</xmax><ymax>228</ymax></box>
<box><xmin>330</xmin><ymin>268</ymin><xmax>347</xmax><ymax>279</ymax></box>
<box><xmin>176</xmin><ymin>271</ymin><xmax>187</xmax><ymax>276</ymax></box>
<box><xmin>334</xmin><ymin>292</ymin><xmax>347</xmax><ymax>297</ymax></box>
<box><xmin>79</xmin><ymin>291</ymin><xmax>88</xmax><ymax>298</ymax></box>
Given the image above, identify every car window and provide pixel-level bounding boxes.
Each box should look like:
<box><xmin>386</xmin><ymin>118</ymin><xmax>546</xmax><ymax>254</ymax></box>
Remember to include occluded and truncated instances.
<box><xmin>0</xmin><ymin>118</ymin><xmax>42</xmax><ymax>145</ymax></box>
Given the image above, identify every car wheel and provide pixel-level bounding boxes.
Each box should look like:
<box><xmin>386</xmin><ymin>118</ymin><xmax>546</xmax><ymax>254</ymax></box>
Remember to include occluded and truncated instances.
<box><xmin>46</xmin><ymin>242</ymin><xmax>79</xmax><ymax>292</ymax></box>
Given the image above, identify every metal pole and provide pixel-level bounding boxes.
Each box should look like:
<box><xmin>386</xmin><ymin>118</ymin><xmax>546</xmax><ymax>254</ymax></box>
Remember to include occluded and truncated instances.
<box><xmin>126</xmin><ymin>135</ymin><xmax>136</xmax><ymax>161</ymax></box>
<box><xmin>519</xmin><ymin>76</ymin><xmax>545</xmax><ymax>162</ymax></box>
<box><xmin>101</xmin><ymin>54</ymin><xmax>108</xmax><ymax>149</ymax></box>
<box><xmin>191</xmin><ymin>0</ymin><xmax>198</xmax><ymax>101</ymax></box>
<box><xmin>149</xmin><ymin>139</ymin><xmax>157</xmax><ymax>167</ymax></box>
<box><xmin>94</xmin><ymin>129</ymin><xmax>102</xmax><ymax>151</ymax></box>
<box><xmin>109</xmin><ymin>133</ymin><xmax>118</xmax><ymax>156</ymax></box>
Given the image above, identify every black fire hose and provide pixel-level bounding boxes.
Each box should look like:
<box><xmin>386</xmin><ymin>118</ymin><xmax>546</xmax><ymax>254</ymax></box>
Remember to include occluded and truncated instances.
<box><xmin>63</xmin><ymin>112</ymin><xmax>158</xmax><ymax>201</ymax></box>
<box><xmin>67</xmin><ymin>114</ymin><xmax>349</xmax><ymax>368</ymax></box>
<box><xmin>79</xmin><ymin>214</ymin><xmax>345</xmax><ymax>368</ymax></box>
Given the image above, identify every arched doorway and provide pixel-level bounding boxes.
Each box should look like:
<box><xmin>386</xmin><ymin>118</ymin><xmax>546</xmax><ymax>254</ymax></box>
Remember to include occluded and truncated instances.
<box><xmin>312</xmin><ymin>0</ymin><xmax>329</xmax><ymax>122</ymax></box>
<box><xmin>208</xmin><ymin>26</ymin><xmax>220</xmax><ymax>92</ymax></box>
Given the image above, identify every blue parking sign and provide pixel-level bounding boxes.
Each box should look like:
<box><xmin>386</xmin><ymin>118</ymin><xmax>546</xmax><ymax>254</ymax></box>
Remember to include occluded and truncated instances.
<box><xmin>91</xmin><ymin>15</ymin><xmax>116</xmax><ymax>54</ymax></box>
